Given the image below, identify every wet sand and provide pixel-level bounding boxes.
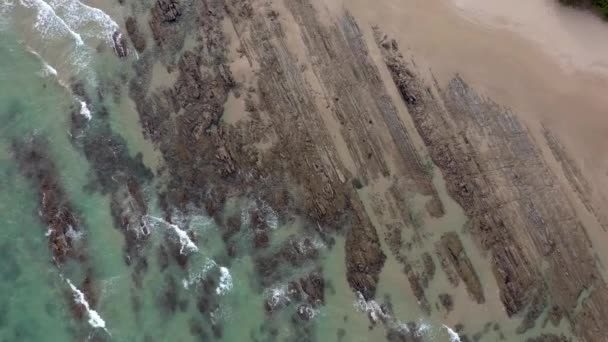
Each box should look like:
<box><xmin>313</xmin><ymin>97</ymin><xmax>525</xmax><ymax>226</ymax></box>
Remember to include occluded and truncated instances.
<box><xmin>345</xmin><ymin>0</ymin><xmax>608</xmax><ymax>199</ymax></box>
<box><xmin>342</xmin><ymin>0</ymin><xmax>608</xmax><ymax>281</ymax></box>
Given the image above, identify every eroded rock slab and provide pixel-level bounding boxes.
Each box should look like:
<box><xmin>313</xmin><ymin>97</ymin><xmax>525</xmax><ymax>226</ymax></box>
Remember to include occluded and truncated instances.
<box><xmin>376</xmin><ymin>29</ymin><xmax>608</xmax><ymax>341</ymax></box>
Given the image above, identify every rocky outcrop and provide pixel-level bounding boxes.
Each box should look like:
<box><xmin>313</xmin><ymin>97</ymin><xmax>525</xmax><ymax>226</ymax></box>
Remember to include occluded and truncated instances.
<box><xmin>376</xmin><ymin>30</ymin><xmax>608</xmax><ymax>341</ymax></box>
<box><xmin>125</xmin><ymin>17</ymin><xmax>146</xmax><ymax>53</ymax></box>
<box><xmin>439</xmin><ymin>293</ymin><xmax>454</xmax><ymax>313</ymax></box>
<box><xmin>149</xmin><ymin>0</ymin><xmax>184</xmax><ymax>47</ymax></box>
<box><xmin>437</xmin><ymin>232</ymin><xmax>484</xmax><ymax>304</ymax></box>
<box><xmin>526</xmin><ymin>334</ymin><xmax>570</xmax><ymax>342</ymax></box>
<box><xmin>112</xmin><ymin>31</ymin><xmax>128</xmax><ymax>58</ymax></box>
<box><xmin>155</xmin><ymin>0</ymin><xmax>181</xmax><ymax>22</ymax></box>
<box><xmin>11</xmin><ymin>137</ymin><xmax>87</xmax><ymax>264</ymax></box>
<box><xmin>345</xmin><ymin>216</ymin><xmax>386</xmax><ymax>300</ymax></box>
<box><xmin>11</xmin><ymin>136</ymin><xmax>100</xmax><ymax>332</ymax></box>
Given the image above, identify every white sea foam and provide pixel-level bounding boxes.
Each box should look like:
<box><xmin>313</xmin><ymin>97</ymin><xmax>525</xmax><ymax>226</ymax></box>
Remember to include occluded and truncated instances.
<box><xmin>263</xmin><ymin>284</ymin><xmax>291</xmax><ymax>311</ymax></box>
<box><xmin>65</xmin><ymin>278</ymin><xmax>108</xmax><ymax>331</ymax></box>
<box><xmin>182</xmin><ymin>260</ymin><xmax>233</xmax><ymax>296</ymax></box>
<box><xmin>144</xmin><ymin>215</ymin><xmax>198</xmax><ymax>254</ymax></box>
<box><xmin>414</xmin><ymin>319</ymin><xmax>431</xmax><ymax>337</ymax></box>
<box><xmin>182</xmin><ymin>259</ymin><xmax>215</xmax><ymax>289</ymax></box>
<box><xmin>353</xmin><ymin>292</ymin><xmax>449</xmax><ymax>340</ymax></box>
<box><xmin>17</xmin><ymin>0</ymin><xmax>94</xmax><ymax>76</ymax></box>
<box><xmin>25</xmin><ymin>44</ymin><xmax>59</xmax><ymax>77</ymax></box>
<box><xmin>46</xmin><ymin>0</ymin><xmax>118</xmax><ymax>42</ymax></box>
<box><xmin>216</xmin><ymin>266</ymin><xmax>233</xmax><ymax>295</ymax></box>
<box><xmin>297</xmin><ymin>304</ymin><xmax>318</xmax><ymax>319</ymax></box>
<box><xmin>261</xmin><ymin>200</ymin><xmax>278</xmax><ymax>230</ymax></box>
<box><xmin>188</xmin><ymin>214</ymin><xmax>214</xmax><ymax>232</ymax></box>
<box><xmin>16</xmin><ymin>0</ymin><xmax>120</xmax><ymax>79</ymax></box>
<box><xmin>241</xmin><ymin>199</ymin><xmax>279</xmax><ymax>230</ymax></box>
<box><xmin>0</xmin><ymin>0</ymin><xmax>16</xmax><ymax>29</ymax></box>
<box><xmin>65</xmin><ymin>224</ymin><xmax>83</xmax><ymax>241</ymax></box>
<box><xmin>172</xmin><ymin>223</ymin><xmax>198</xmax><ymax>254</ymax></box>
<box><xmin>210</xmin><ymin>306</ymin><xmax>231</xmax><ymax>325</ymax></box>
<box><xmin>443</xmin><ymin>325</ymin><xmax>461</xmax><ymax>342</ymax></box>
<box><xmin>353</xmin><ymin>291</ymin><xmax>387</xmax><ymax>323</ymax></box>
<box><xmin>19</xmin><ymin>0</ymin><xmax>83</xmax><ymax>44</ymax></box>
<box><xmin>79</xmin><ymin>100</ymin><xmax>92</xmax><ymax>120</ymax></box>
<box><xmin>42</xmin><ymin>63</ymin><xmax>58</xmax><ymax>76</ymax></box>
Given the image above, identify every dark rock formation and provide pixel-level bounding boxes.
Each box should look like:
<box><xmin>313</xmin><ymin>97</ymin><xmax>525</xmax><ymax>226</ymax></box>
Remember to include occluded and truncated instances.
<box><xmin>125</xmin><ymin>17</ymin><xmax>147</xmax><ymax>53</ymax></box>
<box><xmin>112</xmin><ymin>31</ymin><xmax>128</xmax><ymax>58</ymax></box>
<box><xmin>438</xmin><ymin>232</ymin><xmax>484</xmax><ymax>304</ymax></box>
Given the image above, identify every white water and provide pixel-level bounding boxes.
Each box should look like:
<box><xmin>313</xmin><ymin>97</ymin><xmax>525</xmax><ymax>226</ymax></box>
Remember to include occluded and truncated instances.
<box><xmin>65</xmin><ymin>278</ymin><xmax>108</xmax><ymax>331</ymax></box>
<box><xmin>25</xmin><ymin>45</ymin><xmax>59</xmax><ymax>77</ymax></box>
<box><xmin>182</xmin><ymin>258</ymin><xmax>216</xmax><ymax>289</ymax></box>
<box><xmin>5</xmin><ymin>0</ymin><xmax>123</xmax><ymax>83</ymax></box>
<box><xmin>181</xmin><ymin>259</ymin><xmax>233</xmax><ymax>296</ymax></box>
<box><xmin>0</xmin><ymin>0</ymin><xmax>15</xmax><ymax>29</ymax></box>
<box><xmin>240</xmin><ymin>199</ymin><xmax>279</xmax><ymax>230</ymax></box>
<box><xmin>41</xmin><ymin>63</ymin><xmax>58</xmax><ymax>76</ymax></box>
<box><xmin>265</xmin><ymin>284</ymin><xmax>290</xmax><ymax>310</ymax></box>
<box><xmin>353</xmin><ymin>291</ymin><xmax>388</xmax><ymax>323</ymax></box>
<box><xmin>443</xmin><ymin>324</ymin><xmax>462</xmax><ymax>342</ymax></box>
<box><xmin>144</xmin><ymin>215</ymin><xmax>199</xmax><ymax>255</ymax></box>
<box><xmin>19</xmin><ymin>0</ymin><xmax>84</xmax><ymax>44</ymax></box>
<box><xmin>64</xmin><ymin>224</ymin><xmax>83</xmax><ymax>241</ymax></box>
<box><xmin>47</xmin><ymin>0</ymin><xmax>118</xmax><ymax>42</ymax></box>
<box><xmin>79</xmin><ymin>100</ymin><xmax>92</xmax><ymax>120</ymax></box>
<box><xmin>216</xmin><ymin>266</ymin><xmax>233</xmax><ymax>295</ymax></box>
<box><xmin>353</xmin><ymin>292</ymin><xmax>460</xmax><ymax>340</ymax></box>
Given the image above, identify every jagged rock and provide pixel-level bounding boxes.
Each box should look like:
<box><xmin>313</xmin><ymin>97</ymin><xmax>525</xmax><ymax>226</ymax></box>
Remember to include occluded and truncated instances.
<box><xmin>112</xmin><ymin>31</ymin><xmax>128</xmax><ymax>58</ymax></box>
<box><xmin>155</xmin><ymin>0</ymin><xmax>181</xmax><ymax>22</ymax></box>
<box><xmin>438</xmin><ymin>232</ymin><xmax>485</xmax><ymax>304</ymax></box>
<box><xmin>125</xmin><ymin>17</ymin><xmax>146</xmax><ymax>53</ymax></box>
<box><xmin>300</xmin><ymin>272</ymin><xmax>325</xmax><ymax>305</ymax></box>
<box><xmin>295</xmin><ymin>304</ymin><xmax>315</xmax><ymax>321</ymax></box>
<box><xmin>439</xmin><ymin>293</ymin><xmax>454</xmax><ymax>313</ymax></box>
<box><xmin>345</xmin><ymin>219</ymin><xmax>386</xmax><ymax>300</ymax></box>
<box><xmin>526</xmin><ymin>334</ymin><xmax>570</xmax><ymax>342</ymax></box>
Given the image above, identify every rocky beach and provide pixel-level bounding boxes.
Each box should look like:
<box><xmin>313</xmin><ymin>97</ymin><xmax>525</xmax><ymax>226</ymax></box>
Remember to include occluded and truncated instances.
<box><xmin>1</xmin><ymin>0</ymin><xmax>608</xmax><ymax>341</ymax></box>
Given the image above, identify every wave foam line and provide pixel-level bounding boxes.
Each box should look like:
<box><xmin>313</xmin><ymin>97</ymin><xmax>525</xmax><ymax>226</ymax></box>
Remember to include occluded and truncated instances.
<box><xmin>182</xmin><ymin>260</ymin><xmax>234</xmax><ymax>296</ymax></box>
<box><xmin>144</xmin><ymin>215</ymin><xmax>199</xmax><ymax>254</ymax></box>
<box><xmin>47</xmin><ymin>0</ymin><xmax>118</xmax><ymax>42</ymax></box>
<box><xmin>79</xmin><ymin>100</ymin><xmax>91</xmax><ymax>120</ymax></box>
<box><xmin>443</xmin><ymin>325</ymin><xmax>461</xmax><ymax>342</ymax></box>
<box><xmin>216</xmin><ymin>266</ymin><xmax>233</xmax><ymax>295</ymax></box>
<box><xmin>19</xmin><ymin>0</ymin><xmax>84</xmax><ymax>45</ymax></box>
<box><xmin>25</xmin><ymin>44</ymin><xmax>59</xmax><ymax>78</ymax></box>
<box><xmin>65</xmin><ymin>278</ymin><xmax>108</xmax><ymax>332</ymax></box>
<box><xmin>0</xmin><ymin>0</ymin><xmax>15</xmax><ymax>29</ymax></box>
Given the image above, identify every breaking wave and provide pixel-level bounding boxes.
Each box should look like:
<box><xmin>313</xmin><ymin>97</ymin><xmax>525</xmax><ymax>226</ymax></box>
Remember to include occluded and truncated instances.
<box><xmin>143</xmin><ymin>215</ymin><xmax>199</xmax><ymax>255</ymax></box>
<box><xmin>0</xmin><ymin>0</ymin><xmax>15</xmax><ymax>30</ymax></box>
<box><xmin>65</xmin><ymin>278</ymin><xmax>108</xmax><ymax>332</ymax></box>
<box><xmin>46</xmin><ymin>0</ymin><xmax>118</xmax><ymax>43</ymax></box>
<box><xmin>182</xmin><ymin>259</ymin><xmax>234</xmax><ymax>296</ymax></box>
<box><xmin>216</xmin><ymin>266</ymin><xmax>233</xmax><ymax>295</ymax></box>
<box><xmin>25</xmin><ymin>45</ymin><xmax>60</xmax><ymax>78</ymax></box>
<box><xmin>353</xmin><ymin>292</ymin><xmax>462</xmax><ymax>341</ymax></box>
<box><xmin>19</xmin><ymin>0</ymin><xmax>84</xmax><ymax>44</ymax></box>
<box><xmin>443</xmin><ymin>324</ymin><xmax>462</xmax><ymax>342</ymax></box>
<box><xmin>10</xmin><ymin>0</ymin><xmax>121</xmax><ymax>80</ymax></box>
<box><xmin>79</xmin><ymin>100</ymin><xmax>92</xmax><ymax>120</ymax></box>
